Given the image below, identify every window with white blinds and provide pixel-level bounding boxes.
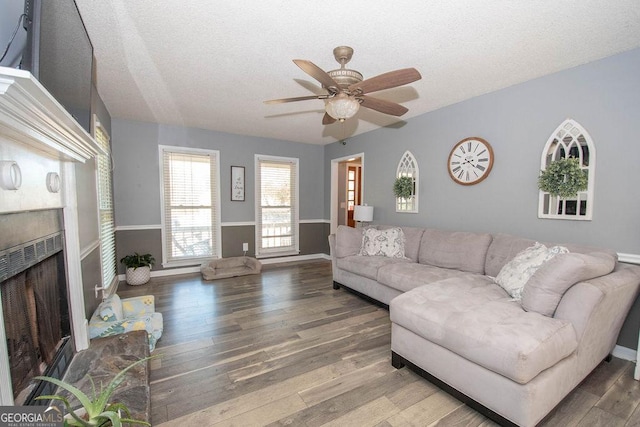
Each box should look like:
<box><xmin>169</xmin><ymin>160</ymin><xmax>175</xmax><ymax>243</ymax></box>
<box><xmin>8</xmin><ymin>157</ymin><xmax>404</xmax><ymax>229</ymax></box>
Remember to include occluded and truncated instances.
<box><xmin>160</xmin><ymin>146</ymin><xmax>221</xmax><ymax>266</ymax></box>
<box><xmin>95</xmin><ymin>121</ymin><xmax>116</xmax><ymax>288</ymax></box>
<box><xmin>255</xmin><ymin>155</ymin><xmax>299</xmax><ymax>257</ymax></box>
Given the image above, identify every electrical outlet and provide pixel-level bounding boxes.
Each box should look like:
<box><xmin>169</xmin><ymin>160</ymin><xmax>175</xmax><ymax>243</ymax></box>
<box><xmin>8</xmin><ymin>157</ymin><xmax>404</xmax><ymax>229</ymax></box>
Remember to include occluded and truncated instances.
<box><xmin>242</xmin><ymin>242</ymin><xmax>249</xmax><ymax>251</ymax></box>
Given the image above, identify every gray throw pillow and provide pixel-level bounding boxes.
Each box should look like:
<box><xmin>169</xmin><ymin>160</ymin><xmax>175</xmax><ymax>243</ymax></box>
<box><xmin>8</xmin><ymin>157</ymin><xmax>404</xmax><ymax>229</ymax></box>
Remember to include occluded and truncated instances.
<box><xmin>521</xmin><ymin>252</ymin><xmax>616</xmax><ymax>316</ymax></box>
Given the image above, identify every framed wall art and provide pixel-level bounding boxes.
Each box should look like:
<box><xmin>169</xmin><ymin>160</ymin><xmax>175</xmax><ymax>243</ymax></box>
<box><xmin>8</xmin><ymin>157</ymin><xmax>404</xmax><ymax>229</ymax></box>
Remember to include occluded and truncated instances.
<box><xmin>231</xmin><ymin>166</ymin><xmax>245</xmax><ymax>201</ymax></box>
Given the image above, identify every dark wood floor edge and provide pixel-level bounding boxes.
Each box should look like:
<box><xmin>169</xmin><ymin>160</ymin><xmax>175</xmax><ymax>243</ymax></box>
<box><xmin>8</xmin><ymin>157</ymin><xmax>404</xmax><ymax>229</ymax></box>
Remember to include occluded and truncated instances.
<box><xmin>332</xmin><ymin>281</ymin><xmax>390</xmax><ymax>310</ymax></box>
<box><xmin>391</xmin><ymin>351</ymin><xmax>521</xmax><ymax>427</ymax></box>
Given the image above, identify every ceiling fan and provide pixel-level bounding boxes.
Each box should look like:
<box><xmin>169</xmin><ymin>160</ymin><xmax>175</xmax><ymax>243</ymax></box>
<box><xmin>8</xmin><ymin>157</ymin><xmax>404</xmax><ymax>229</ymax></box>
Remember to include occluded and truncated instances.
<box><xmin>265</xmin><ymin>46</ymin><xmax>422</xmax><ymax>125</ymax></box>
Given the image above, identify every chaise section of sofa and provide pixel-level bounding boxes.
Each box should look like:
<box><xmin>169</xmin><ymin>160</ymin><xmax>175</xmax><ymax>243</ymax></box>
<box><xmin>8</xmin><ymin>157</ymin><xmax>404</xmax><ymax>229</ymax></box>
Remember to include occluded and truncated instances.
<box><xmin>328</xmin><ymin>225</ymin><xmax>640</xmax><ymax>427</ymax></box>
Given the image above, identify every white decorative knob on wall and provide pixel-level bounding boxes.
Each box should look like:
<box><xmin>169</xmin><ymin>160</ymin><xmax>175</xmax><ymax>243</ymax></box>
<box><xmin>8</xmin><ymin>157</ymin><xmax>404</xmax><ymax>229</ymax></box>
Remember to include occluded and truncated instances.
<box><xmin>0</xmin><ymin>160</ymin><xmax>22</xmax><ymax>190</ymax></box>
<box><xmin>46</xmin><ymin>172</ymin><xmax>61</xmax><ymax>193</ymax></box>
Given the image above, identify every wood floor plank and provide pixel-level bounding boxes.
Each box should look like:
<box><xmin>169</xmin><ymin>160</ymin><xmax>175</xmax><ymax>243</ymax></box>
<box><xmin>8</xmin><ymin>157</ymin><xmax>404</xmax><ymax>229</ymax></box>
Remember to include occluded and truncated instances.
<box><xmin>114</xmin><ymin>260</ymin><xmax>640</xmax><ymax>426</ymax></box>
<box><xmin>576</xmin><ymin>407</ymin><xmax>626</xmax><ymax>427</ymax></box>
<box><xmin>386</xmin><ymin>390</ymin><xmax>463</xmax><ymax>426</ymax></box>
<box><xmin>430</xmin><ymin>404</ymin><xmax>490</xmax><ymax>426</ymax></box>
<box><xmin>155</xmin><ymin>350</ymin><xmax>360</xmax><ymax>425</ymax></box>
<box><xmin>210</xmin><ymin>393</ymin><xmax>308</xmax><ymax>427</ymax></box>
<box><xmin>596</xmin><ymin>364</ymin><xmax>640</xmax><ymax>419</ymax></box>
<box><xmin>541</xmin><ymin>387</ymin><xmax>599</xmax><ymax>427</ymax></box>
<box><xmin>319</xmin><ymin>396</ymin><xmax>400</xmax><ymax>427</ymax></box>
<box><xmin>299</xmin><ymin>359</ymin><xmax>396</xmax><ymax>407</ymax></box>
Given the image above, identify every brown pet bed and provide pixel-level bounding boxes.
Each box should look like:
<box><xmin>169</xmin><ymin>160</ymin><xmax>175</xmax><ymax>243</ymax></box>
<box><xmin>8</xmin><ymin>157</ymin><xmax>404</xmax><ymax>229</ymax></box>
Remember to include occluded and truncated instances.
<box><xmin>201</xmin><ymin>256</ymin><xmax>262</xmax><ymax>280</ymax></box>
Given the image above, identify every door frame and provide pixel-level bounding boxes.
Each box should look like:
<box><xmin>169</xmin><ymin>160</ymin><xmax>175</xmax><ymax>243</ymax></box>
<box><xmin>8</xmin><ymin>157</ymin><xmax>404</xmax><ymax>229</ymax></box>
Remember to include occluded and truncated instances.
<box><xmin>330</xmin><ymin>152</ymin><xmax>365</xmax><ymax>234</ymax></box>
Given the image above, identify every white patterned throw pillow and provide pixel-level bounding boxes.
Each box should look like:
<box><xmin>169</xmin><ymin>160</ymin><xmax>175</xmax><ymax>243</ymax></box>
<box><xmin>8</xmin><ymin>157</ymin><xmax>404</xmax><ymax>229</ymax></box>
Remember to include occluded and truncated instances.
<box><xmin>359</xmin><ymin>227</ymin><xmax>406</xmax><ymax>258</ymax></box>
<box><xmin>495</xmin><ymin>242</ymin><xmax>569</xmax><ymax>301</ymax></box>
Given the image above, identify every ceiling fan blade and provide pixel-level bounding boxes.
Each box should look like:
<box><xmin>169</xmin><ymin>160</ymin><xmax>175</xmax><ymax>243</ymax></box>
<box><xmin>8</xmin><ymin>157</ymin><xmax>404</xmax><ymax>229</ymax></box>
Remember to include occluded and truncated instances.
<box><xmin>349</xmin><ymin>68</ymin><xmax>421</xmax><ymax>95</ymax></box>
<box><xmin>322</xmin><ymin>113</ymin><xmax>336</xmax><ymax>125</ymax></box>
<box><xmin>293</xmin><ymin>59</ymin><xmax>341</xmax><ymax>91</ymax></box>
<box><xmin>264</xmin><ymin>94</ymin><xmax>327</xmax><ymax>104</ymax></box>
<box><xmin>359</xmin><ymin>95</ymin><xmax>409</xmax><ymax>116</ymax></box>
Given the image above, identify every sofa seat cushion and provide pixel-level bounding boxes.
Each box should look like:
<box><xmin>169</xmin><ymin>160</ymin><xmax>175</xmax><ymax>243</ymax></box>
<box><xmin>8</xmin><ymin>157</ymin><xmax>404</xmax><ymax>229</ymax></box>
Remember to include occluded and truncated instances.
<box><xmin>390</xmin><ymin>276</ymin><xmax>578</xmax><ymax>384</ymax></box>
<box><xmin>377</xmin><ymin>262</ymin><xmax>470</xmax><ymax>293</ymax></box>
<box><xmin>336</xmin><ymin>255</ymin><xmax>411</xmax><ymax>280</ymax></box>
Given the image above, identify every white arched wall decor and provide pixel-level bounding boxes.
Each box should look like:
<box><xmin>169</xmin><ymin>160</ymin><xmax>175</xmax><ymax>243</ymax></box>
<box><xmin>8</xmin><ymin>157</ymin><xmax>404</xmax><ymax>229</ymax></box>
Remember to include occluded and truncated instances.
<box><xmin>396</xmin><ymin>150</ymin><xmax>419</xmax><ymax>213</ymax></box>
<box><xmin>538</xmin><ymin>119</ymin><xmax>595</xmax><ymax>220</ymax></box>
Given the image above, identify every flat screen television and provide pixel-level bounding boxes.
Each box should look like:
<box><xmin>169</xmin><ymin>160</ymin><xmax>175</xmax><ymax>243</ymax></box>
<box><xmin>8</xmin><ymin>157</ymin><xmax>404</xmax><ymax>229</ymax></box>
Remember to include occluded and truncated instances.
<box><xmin>17</xmin><ymin>0</ymin><xmax>93</xmax><ymax>133</ymax></box>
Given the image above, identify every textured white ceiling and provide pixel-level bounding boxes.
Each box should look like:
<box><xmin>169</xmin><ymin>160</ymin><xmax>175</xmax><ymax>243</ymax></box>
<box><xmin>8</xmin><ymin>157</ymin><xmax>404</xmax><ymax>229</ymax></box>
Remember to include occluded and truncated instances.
<box><xmin>75</xmin><ymin>0</ymin><xmax>640</xmax><ymax>145</ymax></box>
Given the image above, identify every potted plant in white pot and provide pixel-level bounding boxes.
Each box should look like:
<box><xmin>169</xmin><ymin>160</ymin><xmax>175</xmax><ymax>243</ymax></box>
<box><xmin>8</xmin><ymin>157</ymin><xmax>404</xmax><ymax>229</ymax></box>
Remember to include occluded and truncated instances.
<box><xmin>120</xmin><ymin>252</ymin><xmax>155</xmax><ymax>286</ymax></box>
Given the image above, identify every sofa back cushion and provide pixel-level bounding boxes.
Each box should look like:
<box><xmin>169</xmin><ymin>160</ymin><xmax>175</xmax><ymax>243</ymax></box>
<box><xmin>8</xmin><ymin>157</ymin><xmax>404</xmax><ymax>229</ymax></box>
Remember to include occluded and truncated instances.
<box><xmin>377</xmin><ymin>225</ymin><xmax>425</xmax><ymax>262</ymax></box>
<box><xmin>485</xmin><ymin>233</ymin><xmax>537</xmax><ymax>278</ymax></box>
<box><xmin>418</xmin><ymin>229</ymin><xmax>493</xmax><ymax>274</ymax></box>
<box><xmin>485</xmin><ymin>233</ymin><xmax>618</xmax><ymax>278</ymax></box>
<box><xmin>521</xmin><ymin>252</ymin><xmax>616</xmax><ymax>316</ymax></box>
<box><xmin>334</xmin><ymin>225</ymin><xmax>363</xmax><ymax>258</ymax></box>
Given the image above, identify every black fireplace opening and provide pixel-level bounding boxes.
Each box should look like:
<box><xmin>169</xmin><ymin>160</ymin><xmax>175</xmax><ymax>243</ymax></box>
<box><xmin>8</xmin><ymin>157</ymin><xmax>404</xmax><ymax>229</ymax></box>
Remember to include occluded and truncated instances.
<box><xmin>0</xmin><ymin>210</ymin><xmax>74</xmax><ymax>405</ymax></box>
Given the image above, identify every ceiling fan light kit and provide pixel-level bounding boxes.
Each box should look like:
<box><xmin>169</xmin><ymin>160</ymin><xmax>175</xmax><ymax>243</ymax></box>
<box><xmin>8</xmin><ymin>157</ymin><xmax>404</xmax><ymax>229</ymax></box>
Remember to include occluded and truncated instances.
<box><xmin>325</xmin><ymin>93</ymin><xmax>360</xmax><ymax>121</ymax></box>
<box><xmin>265</xmin><ymin>46</ymin><xmax>421</xmax><ymax>126</ymax></box>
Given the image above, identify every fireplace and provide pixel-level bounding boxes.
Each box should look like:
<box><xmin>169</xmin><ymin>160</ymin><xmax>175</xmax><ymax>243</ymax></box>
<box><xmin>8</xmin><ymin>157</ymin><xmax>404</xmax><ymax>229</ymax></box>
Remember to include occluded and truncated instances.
<box><xmin>0</xmin><ymin>67</ymin><xmax>103</xmax><ymax>405</ymax></box>
<box><xmin>0</xmin><ymin>210</ymin><xmax>74</xmax><ymax>405</ymax></box>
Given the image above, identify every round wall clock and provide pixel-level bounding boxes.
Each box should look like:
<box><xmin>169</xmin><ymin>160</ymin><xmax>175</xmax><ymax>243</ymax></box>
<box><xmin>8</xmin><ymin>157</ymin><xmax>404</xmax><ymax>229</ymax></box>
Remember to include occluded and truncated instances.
<box><xmin>447</xmin><ymin>137</ymin><xmax>494</xmax><ymax>185</ymax></box>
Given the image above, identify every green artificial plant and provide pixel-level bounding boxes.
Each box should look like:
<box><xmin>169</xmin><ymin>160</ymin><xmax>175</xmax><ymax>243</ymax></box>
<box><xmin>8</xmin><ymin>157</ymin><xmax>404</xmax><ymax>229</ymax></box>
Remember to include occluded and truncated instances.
<box><xmin>35</xmin><ymin>356</ymin><xmax>154</xmax><ymax>427</ymax></box>
<box><xmin>538</xmin><ymin>157</ymin><xmax>588</xmax><ymax>198</ymax></box>
<box><xmin>393</xmin><ymin>176</ymin><xmax>414</xmax><ymax>199</ymax></box>
<box><xmin>120</xmin><ymin>253</ymin><xmax>155</xmax><ymax>270</ymax></box>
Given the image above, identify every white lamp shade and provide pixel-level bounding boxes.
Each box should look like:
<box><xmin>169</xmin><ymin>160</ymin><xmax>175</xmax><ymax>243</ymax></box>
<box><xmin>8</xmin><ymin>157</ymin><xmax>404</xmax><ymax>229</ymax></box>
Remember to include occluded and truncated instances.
<box><xmin>325</xmin><ymin>93</ymin><xmax>360</xmax><ymax>121</ymax></box>
<box><xmin>354</xmin><ymin>205</ymin><xmax>374</xmax><ymax>222</ymax></box>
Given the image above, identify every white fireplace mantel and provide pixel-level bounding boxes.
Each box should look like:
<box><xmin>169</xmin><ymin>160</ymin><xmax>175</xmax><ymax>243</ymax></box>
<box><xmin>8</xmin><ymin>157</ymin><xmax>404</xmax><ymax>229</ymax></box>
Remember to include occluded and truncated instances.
<box><xmin>0</xmin><ymin>66</ymin><xmax>104</xmax><ymax>405</ymax></box>
<box><xmin>0</xmin><ymin>67</ymin><xmax>104</xmax><ymax>162</ymax></box>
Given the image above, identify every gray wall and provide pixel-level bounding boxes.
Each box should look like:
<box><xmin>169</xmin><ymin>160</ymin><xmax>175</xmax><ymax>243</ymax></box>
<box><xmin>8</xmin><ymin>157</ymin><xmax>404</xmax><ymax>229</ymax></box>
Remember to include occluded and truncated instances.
<box><xmin>325</xmin><ymin>48</ymin><xmax>640</xmax><ymax>255</ymax></box>
<box><xmin>0</xmin><ymin>1</ymin><xmax>28</xmax><ymax>68</ymax></box>
<box><xmin>111</xmin><ymin>120</ymin><xmax>326</xmax><ymax>271</ymax></box>
<box><xmin>325</xmin><ymin>47</ymin><xmax>640</xmax><ymax>349</ymax></box>
<box><xmin>112</xmin><ymin>120</ymin><xmax>325</xmax><ymax>226</ymax></box>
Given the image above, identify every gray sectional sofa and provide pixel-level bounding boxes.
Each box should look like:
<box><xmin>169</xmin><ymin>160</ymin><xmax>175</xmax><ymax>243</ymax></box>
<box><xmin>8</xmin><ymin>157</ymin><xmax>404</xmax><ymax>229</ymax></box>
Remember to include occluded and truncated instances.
<box><xmin>328</xmin><ymin>225</ymin><xmax>640</xmax><ymax>427</ymax></box>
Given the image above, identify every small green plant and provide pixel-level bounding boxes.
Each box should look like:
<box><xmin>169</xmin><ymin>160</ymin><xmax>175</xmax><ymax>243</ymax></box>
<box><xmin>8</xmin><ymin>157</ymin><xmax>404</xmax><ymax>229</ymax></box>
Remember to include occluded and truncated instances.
<box><xmin>35</xmin><ymin>357</ymin><xmax>154</xmax><ymax>427</ymax></box>
<box><xmin>120</xmin><ymin>253</ymin><xmax>155</xmax><ymax>270</ymax></box>
<box><xmin>538</xmin><ymin>157</ymin><xmax>588</xmax><ymax>198</ymax></box>
<box><xmin>393</xmin><ymin>176</ymin><xmax>414</xmax><ymax>199</ymax></box>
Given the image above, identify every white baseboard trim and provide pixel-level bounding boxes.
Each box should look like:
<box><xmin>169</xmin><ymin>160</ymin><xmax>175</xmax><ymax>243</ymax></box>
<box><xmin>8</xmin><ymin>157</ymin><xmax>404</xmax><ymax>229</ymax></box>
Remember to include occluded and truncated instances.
<box><xmin>259</xmin><ymin>253</ymin><xmax>330</xmax><ymax>264</ymax></box>
<box><xmin>117</xmin><ymin>253</ymin><xmax>330</xmax><ymax>282</ymax></box>
<box><xmin>612</xmin><ymin>344</ymin><xmax>637</xmax><ymax>362</ymax></box>
<box><xmin>619</xmin><ymin>253</ymin><xmax>640</xmax><ymax>265</ymax></box>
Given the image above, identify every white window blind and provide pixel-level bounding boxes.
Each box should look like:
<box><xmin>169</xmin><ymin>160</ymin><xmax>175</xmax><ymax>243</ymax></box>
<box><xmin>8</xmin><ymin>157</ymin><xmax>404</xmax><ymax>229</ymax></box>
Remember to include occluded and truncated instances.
<box><xmin>160</xmin><ymin>146</ymin><xmax>220</xmax><ymax>265</ymax></box>
<box><xmin>95</xmin><ymin>122</ymin><xmax>116</xmax><ymax>288</ymax></box>
<box><xmin>255</xmin><ymin>155</ymin><xmax>299</xmax><ymax>257</ymax></box>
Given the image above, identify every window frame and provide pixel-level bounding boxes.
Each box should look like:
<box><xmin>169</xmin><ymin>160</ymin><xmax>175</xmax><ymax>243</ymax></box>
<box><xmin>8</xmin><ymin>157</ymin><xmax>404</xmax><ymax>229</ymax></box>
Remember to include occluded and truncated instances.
<box><xmin>94</xmin><ymin>116</ymin><xmax>117</xmax><ymax>288</ymax></box>
<box><xmin>254</xmin><ymin>154</ymin><xmax>300</xmax><ymax>258</ymax></box>
<box><xmin>159</xmin><ymin>145</ymin><xmax>222</xmax><ymax>267</ymax></box>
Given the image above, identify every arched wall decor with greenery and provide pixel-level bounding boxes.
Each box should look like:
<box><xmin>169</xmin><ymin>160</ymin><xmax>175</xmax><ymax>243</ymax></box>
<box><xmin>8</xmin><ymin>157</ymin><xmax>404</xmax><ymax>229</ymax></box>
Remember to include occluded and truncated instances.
<box><xmin>538</xmin><ymin>119</ymin><xmax>595</xmax><ymax>220</ymax></box>
<box><xmin>395</xmin><ymin>151</ymin><xmax>419</xmax><ymax>213</ymax></box>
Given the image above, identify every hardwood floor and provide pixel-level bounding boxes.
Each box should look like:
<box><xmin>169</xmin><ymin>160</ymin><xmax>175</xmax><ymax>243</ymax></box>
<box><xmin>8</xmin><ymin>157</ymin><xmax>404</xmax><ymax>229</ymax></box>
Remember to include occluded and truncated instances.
<box><xmin>116</xmin><ymin>260</ymin><xmax>640</xmax><ymax>426</ymax></box>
